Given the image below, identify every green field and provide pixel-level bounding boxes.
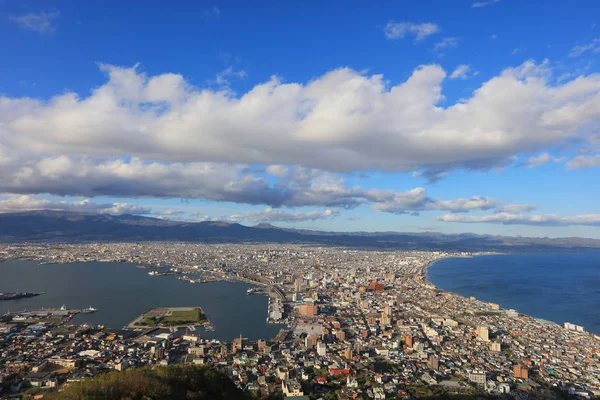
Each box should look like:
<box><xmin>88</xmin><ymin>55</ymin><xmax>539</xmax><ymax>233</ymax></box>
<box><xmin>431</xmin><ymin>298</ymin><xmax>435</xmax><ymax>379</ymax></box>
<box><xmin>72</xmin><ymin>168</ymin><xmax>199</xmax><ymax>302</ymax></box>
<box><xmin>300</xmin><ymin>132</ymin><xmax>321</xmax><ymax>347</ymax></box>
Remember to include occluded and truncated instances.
<box><xmin>161</xmin><ymin>309</ymin><xmax>205</xmax><ymax>326</ymax></box>
<box><xmin>134</xmin><ymin>308</ymin><xmax>205</xmax><ymax>327</ymax></box>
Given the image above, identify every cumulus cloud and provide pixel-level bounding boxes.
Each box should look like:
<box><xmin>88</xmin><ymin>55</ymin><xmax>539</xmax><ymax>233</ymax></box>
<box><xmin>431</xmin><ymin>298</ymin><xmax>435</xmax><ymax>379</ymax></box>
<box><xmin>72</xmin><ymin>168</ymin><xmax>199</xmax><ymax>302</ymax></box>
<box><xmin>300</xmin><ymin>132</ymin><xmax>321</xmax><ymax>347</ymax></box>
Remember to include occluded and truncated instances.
<box><xmin>438</xmin><ymin>212</ymin><xmax>600</xmax><ymax>227</ymax></box>
<box><xmin>0</xmin><ymin>194</ymin><xmax>150</xmax><ymax>215</ymax></box>
<box><xmin>384</xmin><ymin>21</ymin><xmax>440</xmax><ymax>41</ymax></box>
<box><xmin>472</xmin><ymin>0</ymin><xmax>500</xmax><ymax>8</ymax></box>
<box><xmin>521</xmin><ymin>152</ymin><xmax>565</xmax><ymax>168</ymax></box>
<box><xmin>566</xmin><ymin>154</ymin><xmax>600</xmax><ymax>169</ymax></box>
<box><xmin>9</xmin><ymin>12</ymin><xmax>59</xmax><ymax>34</ymax></box>
<box><xmin>2</xmin><ymin>61</ymin><xmax>599</xmax><ymax>177</ymax></box>
<box><xmin>1</xmin><ymin>60</ymin><xmax>600</xmax><ymax>222</ymax></box>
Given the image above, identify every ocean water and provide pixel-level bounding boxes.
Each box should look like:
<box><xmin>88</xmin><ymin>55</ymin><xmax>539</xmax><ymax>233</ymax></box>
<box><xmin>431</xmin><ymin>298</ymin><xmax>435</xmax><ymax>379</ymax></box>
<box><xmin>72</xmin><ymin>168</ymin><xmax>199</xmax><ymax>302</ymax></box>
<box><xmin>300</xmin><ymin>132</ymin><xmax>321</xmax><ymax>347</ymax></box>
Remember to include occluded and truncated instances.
<box><xmin>428</xmin><ymin>252</ymin><xmax>600</xmax><ymax>334</ymax></box>
<box><xmin>0</xmin><ymin>260</ymin><xmax>285</xmax><ymax>341</ymax></box>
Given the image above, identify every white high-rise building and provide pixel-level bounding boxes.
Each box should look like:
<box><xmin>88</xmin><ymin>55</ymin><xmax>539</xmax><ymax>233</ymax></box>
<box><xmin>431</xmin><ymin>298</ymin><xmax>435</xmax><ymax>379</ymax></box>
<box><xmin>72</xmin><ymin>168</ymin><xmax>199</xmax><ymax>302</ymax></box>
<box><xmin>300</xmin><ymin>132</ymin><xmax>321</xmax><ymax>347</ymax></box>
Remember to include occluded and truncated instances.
<box><xmin>316</xmin><ymin>341</ymin><xmax>327</xmax><ymax>356</ymax></box>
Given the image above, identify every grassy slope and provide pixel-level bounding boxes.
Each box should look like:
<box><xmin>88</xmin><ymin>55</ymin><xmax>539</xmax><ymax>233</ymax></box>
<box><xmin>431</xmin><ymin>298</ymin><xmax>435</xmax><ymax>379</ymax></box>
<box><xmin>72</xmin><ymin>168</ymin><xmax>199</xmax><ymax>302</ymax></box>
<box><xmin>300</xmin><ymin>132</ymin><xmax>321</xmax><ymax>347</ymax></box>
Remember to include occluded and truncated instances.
<box><xmin>43</xmin><ymin>365</ymin><xmax>251</xmax><ymax>400</ymax></box>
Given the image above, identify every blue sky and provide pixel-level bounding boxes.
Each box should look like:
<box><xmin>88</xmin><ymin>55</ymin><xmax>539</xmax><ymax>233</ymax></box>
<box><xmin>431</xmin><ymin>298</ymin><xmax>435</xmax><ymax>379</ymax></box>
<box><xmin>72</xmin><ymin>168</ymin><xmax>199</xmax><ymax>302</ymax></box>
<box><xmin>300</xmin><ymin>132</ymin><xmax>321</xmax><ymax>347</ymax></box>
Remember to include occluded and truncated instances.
<box><xmin>1</xmin><ymin>0</ymin><xmax>600</xmax><ymax>238</ymax></box>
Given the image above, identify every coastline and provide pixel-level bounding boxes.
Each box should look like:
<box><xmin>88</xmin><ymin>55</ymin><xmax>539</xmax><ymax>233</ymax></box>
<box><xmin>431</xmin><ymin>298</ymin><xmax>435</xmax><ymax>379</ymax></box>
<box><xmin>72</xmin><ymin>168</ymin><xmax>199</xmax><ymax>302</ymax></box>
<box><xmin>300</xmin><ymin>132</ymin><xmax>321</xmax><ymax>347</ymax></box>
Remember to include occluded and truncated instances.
<box><xmin>422</xmin><ymin>252</ymin><xmax>600</xmax><ymax>335</ymax></box>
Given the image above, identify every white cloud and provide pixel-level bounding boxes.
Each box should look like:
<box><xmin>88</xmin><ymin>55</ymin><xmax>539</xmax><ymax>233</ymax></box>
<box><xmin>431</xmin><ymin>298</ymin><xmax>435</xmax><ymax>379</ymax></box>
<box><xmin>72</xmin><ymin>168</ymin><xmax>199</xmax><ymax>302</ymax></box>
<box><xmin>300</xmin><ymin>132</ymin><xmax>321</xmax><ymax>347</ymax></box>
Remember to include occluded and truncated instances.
<box><xmin>450</xmin><ymin>64</ymin><xmax>477</xmax><ymax>80</ymax></box>
<box><xmin>160</xmin><ymin>209</ymin><xmax>184</xmax><ymax>216</ymax></box>
<box><xmin>0</xmin><ymin>194</ymin><xmax>150</xmax><ymax>215</ymax></box>
<box><xmin>243</xmin><ymin>207</ymin><xmax>340</xmax><ymax>223</ymax></box>
<box><xmin>433</xmin><ymin>37</ymin><xmax>459</xmax><ymax>54</ymax></box>
<box><xmin>213</xmin><ymin>66</ymin><xmax>247</xmax><ymax>86</ymax></box>
<box><xmin>203</xmin><ymin>6</ymin><xmax>220</xmax><ymax>18</ymax></box>
<box><xmin>438</xmin><ymin>212</ymin><xmax>600</xmax><ymax>227</ymax></box>
<box><xmin>1</xmin><ymin>61</ymin><xmax>600</xmax><ymax>195</ymax></box>
<box><xmin>566</xmin><ymin>154</ymin><xmax>600</xmax><ymax>170</ymax></box>
<box><xmin>384</xmin><ymin>21</ymin><xmax>440</xmax><ymax>41</ymax></box>
<box><xmin>521</xmin><ymin>152</ymin><xmax>565</xmax><ymax>168</ymax></box>
<box><xmin>266</xmin><ymin>165</ymin><xmax>290</xmax><ymax>178</ymax></box>
<box><xmin>9</xmin><ymin>12</ymin><xmax>59</xmax><ymax>34</ymax></box>
<box><xmin>427</xmin><ymin>196</ymin><xmax>497</xmax><ymax>213</ymax></box>
<box><xmin>494</xmin><ymin>204</ymin><xmax>538</xmax><ymax>213</ymax></box>
<box><xmin>569</xmin><ymin>37</ymin><xmax>600</xmax><ymax>58</ymax></box>
<box><xmin>472</xmin><ymin>0</ymin><xmax>500</xmax><ymax>8</ymax></box>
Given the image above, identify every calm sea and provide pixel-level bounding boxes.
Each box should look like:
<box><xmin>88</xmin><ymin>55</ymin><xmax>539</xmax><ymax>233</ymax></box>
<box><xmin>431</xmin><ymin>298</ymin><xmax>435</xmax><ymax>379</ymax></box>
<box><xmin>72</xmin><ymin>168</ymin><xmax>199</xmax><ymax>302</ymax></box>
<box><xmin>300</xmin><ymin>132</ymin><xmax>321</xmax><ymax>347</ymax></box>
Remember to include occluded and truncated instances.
<box><xmin>0</xmin><ymin>260</ymin><xmax>284</xmax><ymax>341</ymax></box>
<box><xmin>428</xmin><ymin>252</ymin><xmax>600</xmax><ymax>334</ymax></box>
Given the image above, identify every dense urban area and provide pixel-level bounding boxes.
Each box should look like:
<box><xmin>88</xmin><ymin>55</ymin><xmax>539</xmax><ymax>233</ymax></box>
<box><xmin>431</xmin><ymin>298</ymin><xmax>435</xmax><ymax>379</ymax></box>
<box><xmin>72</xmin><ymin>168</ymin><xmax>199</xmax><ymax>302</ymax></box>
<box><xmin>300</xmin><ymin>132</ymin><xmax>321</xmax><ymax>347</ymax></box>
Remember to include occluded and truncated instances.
<box><xmin>0</xmin><ymin>242</ymin><xmax>598</xmax><ymax>399</ymax></box>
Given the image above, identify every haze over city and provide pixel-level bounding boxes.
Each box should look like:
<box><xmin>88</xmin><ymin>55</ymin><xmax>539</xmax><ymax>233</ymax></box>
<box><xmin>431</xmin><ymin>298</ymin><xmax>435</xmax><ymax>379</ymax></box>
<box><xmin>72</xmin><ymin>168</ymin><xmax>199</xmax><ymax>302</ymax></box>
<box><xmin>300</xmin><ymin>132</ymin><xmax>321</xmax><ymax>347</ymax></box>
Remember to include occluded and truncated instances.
<box><xmin>2</xmin><ymin>0</ymin><xmax>600</xmax><ymax>239</ymax></box>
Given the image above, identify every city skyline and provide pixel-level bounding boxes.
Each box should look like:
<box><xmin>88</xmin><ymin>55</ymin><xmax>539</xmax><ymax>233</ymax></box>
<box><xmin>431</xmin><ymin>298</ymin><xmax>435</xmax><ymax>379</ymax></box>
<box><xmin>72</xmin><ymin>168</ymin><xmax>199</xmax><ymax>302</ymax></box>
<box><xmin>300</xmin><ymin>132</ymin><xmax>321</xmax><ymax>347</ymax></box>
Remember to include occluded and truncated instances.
<box><xmin>2</xmin><ymin>1</ymin><xmax>600</xmax><ymax>238</ymax></box>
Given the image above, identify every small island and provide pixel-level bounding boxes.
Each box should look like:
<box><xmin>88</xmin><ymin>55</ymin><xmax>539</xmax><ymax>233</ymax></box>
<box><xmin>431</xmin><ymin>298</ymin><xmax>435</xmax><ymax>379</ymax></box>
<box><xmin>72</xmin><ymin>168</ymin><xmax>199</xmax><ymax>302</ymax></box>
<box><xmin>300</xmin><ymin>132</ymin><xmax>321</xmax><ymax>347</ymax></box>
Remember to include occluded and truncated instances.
<box><xmin>126</xmin><ymin>307</ymin><xmax>208</xmax><ymax>329</ymax></box>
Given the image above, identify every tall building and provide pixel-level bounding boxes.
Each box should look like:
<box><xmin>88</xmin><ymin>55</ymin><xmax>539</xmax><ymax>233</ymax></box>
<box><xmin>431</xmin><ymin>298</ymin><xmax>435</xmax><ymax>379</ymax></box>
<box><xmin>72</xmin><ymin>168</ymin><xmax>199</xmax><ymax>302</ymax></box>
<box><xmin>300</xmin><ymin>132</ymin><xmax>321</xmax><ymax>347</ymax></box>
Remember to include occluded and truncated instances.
<box><xmin>257</xmin><ymin>339</ymin><xmax>266</xmax><ymax>353</ymax></box>
<box><xmin>490</xmin><ymin>341</ymin><xmax>501</xmax><ymax>352</ymax></box>
<box><xmin>476</xmin><ymin>326</ymin><xmax>489</xmax><ymax>341</ymax></box>
<box><xmin>154</xmin><ymin>347</ymin><xmax>165</xmax><ymax>360</ymax></box>
<box><xmin>428</xmin><ymin>355</ymin><xmax>439</xmax><ymax>370</ymax></box>
<box><xmin>316</xmin><ymin>341</ymin><xmax>327</xmax><ymax>356</ymax></box>
<box><xmin>304</xmin><ymin>335</ymin><xmax>314</xmax><ymax>349</ymax></box>
<box><xmin>344</xmin><ymin>347</ymin><xmax>353</xmax><ymax>360</ymax></box>
<box><xmin>233</xmin><ymin>333</ymin><xmax>243</xmax><ymax>353</ymax></box>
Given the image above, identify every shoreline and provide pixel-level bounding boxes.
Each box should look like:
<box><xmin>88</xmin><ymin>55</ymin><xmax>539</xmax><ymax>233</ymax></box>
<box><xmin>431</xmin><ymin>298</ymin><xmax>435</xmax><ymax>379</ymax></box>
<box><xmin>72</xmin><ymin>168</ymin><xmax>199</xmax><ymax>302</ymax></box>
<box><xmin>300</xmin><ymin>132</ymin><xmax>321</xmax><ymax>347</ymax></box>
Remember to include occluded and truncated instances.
<box><xmin>422</xmin><ymin>252</ymin><xmax>599</xmax><ymax>336</ymax></box>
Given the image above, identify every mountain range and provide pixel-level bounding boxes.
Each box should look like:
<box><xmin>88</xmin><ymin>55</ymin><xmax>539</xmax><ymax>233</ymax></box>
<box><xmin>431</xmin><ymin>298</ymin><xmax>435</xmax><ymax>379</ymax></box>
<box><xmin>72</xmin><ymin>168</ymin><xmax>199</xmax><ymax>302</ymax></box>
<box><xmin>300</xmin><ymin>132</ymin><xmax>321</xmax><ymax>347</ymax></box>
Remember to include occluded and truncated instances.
<box><xmin>0</xmin><ymin>210</ymin><xmax>599</xmax><ymax>252</ymax></box>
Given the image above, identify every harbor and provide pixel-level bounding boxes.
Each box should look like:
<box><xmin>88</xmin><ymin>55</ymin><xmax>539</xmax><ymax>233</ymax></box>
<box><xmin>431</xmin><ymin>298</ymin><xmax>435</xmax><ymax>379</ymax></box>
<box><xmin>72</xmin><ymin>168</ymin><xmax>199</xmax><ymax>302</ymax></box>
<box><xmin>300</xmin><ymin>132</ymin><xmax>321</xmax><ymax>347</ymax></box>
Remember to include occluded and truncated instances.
<box><xmin>3</xmin><ymin>304</ymin><xmax>97</xmax><ymax>323</ymax></box>
<box><xmin>0</xmin><ymin>259</ymin><xmax>284</xmax><ymax>340</ymax></box>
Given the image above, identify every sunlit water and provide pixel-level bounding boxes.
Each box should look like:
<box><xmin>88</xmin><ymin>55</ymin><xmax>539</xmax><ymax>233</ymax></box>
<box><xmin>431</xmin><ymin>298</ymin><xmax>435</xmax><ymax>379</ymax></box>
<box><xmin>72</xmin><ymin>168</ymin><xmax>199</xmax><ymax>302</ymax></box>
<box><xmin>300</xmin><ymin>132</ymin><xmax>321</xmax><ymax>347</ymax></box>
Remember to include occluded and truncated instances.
<box><xmin>428</xmin><ymin>252</ymin><xmax>600</xmax><ymax>334</ymax></box>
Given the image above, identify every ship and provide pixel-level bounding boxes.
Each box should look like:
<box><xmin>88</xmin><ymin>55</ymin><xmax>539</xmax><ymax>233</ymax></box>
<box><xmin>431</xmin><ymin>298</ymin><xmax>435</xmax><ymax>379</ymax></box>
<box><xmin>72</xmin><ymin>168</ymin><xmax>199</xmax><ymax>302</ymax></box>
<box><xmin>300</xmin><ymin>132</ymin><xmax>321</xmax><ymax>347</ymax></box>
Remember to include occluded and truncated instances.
<box><xmin>81</xmin><ymin>306</ymin><xmax>98</xmax><ymax>313</ymax></box>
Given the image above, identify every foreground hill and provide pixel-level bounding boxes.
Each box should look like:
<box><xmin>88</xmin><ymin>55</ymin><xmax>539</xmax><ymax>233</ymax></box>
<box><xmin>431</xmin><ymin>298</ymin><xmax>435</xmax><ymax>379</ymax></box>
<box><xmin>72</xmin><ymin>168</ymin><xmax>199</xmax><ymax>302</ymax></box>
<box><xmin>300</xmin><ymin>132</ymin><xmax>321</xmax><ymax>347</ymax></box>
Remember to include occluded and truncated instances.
<box><xmin>1</xmin><ymin>210</ymin><xmax>599</xmax><ymax>252</ymax></box>
<box><xmin>42</xmin><ymin>365</ymin><xmax>250</xmax><ymax>400</ymax></box>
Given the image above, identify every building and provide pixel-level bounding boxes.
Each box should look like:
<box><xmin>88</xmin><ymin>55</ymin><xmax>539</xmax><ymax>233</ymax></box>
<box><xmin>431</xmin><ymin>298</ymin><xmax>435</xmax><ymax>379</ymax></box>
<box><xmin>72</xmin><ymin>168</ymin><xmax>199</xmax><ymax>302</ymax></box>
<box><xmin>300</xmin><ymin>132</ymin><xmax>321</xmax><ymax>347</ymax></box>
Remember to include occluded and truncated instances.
<box><xmin>564</xmin><ymin>322</ymin><xmax>585</xmax><ymax>332</ymax></box>
<box><xmin>298</xmin><ymin>303</ymin><xmax>318</xmax><ymax>317</ymax></box>
<box><xmin>344</xmin><ymin>347</ymin><xmax>353</xmax><ymax>360</ymax></box>
<box><xmin>428</xmin><ymin>355</ymin><xmax>439</xmax><ymax>370</ymax></box>
<box><xmin>368</xmin><ymin>281</ymin><xmax>385</xmax><ymax>292</ymax></box>
<box><xmin>282</xmin><ymin>379</ymin><xmax>304</xmax><ymax>396</ymax></box>
<box><xmin>304</xmin><ymin>335</ymin><xmax>314</xmax><ymax>349</ymax></box>
<box><xmin>469</xmin><ymin>370</ymin><xmax>486</xmax><ymax>386</ymax></box>
<box><xmin>514</xmin><ymin>365</ymin><xmax>529</xmax><ymax>379</ymax></box>
<box><xmin>316</xmin><ymin>341</ymin><xmax>327</xmax><ymax>356</ymax></box>
<box><xmin>476</xmin><ymin>326</ymin><xmax>489</xmax><ymax>341</ymax></box>
<box><xmin>490</xmin><ymin>341</ymin><xmax>502</xmax><ymax>352</ymax></box>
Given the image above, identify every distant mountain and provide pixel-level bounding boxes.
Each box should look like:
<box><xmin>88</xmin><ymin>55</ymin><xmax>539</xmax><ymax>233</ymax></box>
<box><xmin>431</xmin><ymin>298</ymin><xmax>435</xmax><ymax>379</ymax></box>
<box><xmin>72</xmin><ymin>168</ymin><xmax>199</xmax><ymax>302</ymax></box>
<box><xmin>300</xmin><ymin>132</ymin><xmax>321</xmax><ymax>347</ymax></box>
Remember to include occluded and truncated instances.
<box><xmin>1</xmin><ymin>210</ymin><xmax>599</xmax><ymax>252</ymax></box>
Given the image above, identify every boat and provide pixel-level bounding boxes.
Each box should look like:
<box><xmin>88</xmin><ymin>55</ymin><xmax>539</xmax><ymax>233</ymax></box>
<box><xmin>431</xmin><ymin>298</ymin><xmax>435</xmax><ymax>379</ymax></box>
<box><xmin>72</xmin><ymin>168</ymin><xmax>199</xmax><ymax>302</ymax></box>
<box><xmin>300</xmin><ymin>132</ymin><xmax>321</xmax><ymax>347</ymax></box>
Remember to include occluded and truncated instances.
<box><xmin>60</xmin><ymin>304</ymin><xmax>68</xmax><ymax>311</ymax></box>
<box><xmin>148</xmin><ymin>271</ymin><xmax>158</xmax><ymax>276</ymax></box>
<box><xmin>81</xmin><ymin>306</ymin><xmax>98</xmax><ymax>313</ymax></box>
